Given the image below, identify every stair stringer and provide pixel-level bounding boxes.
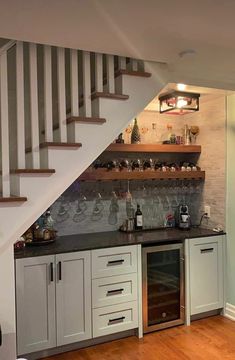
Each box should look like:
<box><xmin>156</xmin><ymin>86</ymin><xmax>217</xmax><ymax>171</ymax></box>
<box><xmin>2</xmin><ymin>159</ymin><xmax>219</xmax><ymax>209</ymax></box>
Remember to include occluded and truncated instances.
<box><xmin>0</xmin><ymin>66</ymin><xmax>168</xmax><ymax>253</ymax></box>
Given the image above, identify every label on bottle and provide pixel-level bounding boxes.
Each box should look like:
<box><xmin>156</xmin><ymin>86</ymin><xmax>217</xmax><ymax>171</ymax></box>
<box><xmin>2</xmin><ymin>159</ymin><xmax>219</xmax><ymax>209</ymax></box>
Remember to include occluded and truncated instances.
<box><xmin>136</xmin><ymin>215</ymin><xmax>143</xmax><ymax>227</ymax></box>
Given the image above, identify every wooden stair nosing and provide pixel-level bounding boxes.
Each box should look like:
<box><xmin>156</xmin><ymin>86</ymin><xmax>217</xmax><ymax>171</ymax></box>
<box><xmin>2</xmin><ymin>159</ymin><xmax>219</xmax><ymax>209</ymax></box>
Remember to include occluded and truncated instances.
<box><xmin>39</xmin><ymin>142</ymin><xmax>82</xmax><ymax>149</ymax></box>
<box><xmin>115</xmin><ymin>69</ymin><xmax>152</xmax><ymax>78</ymax></box>
<box><xmin>0</xmin><ymin>195</ymin><xmax>27</xmax><ymax>203</ymax></box>
<box><xmin>26</xmin><ymin>142</ymin><xmax>82</xmax><ymax>153</ymax></box>
<box><xmin>42</xmin><ymin>116</ymin><xmax>106</xmax><ymax>134</ymax></box>
<box><xmin>66</xmin><ymin>116</ymin><xmax>106</xmax><ymax>125</ymax></box>
<box><xmin>11</xmin><ymin>169</ymin><xmax>56</xmax><ymax>175</ymax></box>
<box><xmin>91</xmin><ymin>92</ymin><xmax>129</xmax><ymax>100</ymax></box>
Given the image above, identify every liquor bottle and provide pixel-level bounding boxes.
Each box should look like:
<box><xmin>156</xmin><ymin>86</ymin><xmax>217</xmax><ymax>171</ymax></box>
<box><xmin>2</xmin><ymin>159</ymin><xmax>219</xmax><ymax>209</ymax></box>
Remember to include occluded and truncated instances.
<box><xmin>135</xmin><ymin>204</ymin><xmax>143</xmax><ymax>230</ymax></box>
<box><xmin>131</xmin><ymin>118</ymin><xmax>141</xmax><ymax>144</ymax></box>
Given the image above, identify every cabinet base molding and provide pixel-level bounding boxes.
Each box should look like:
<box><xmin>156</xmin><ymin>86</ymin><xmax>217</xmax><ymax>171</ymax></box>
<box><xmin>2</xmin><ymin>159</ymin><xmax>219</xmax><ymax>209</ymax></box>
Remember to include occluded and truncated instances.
<box><xmin>191</xmin><ymin>309</ymin><xmax>221</xmax><ymax>322</ymax></box>
<box><xmin>224</xmin><ymin>303</ymin><xmax>235</xmax><ymax>321</ymax></box>
<box><xmin>22</xmin><ymin>329</ymin><xmax>136</xmax><ymax>360</ymax></box>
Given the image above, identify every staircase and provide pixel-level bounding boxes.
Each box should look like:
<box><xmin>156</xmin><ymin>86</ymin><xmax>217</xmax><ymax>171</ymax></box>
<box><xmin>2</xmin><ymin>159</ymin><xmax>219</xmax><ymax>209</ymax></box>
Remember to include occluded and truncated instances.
<box><xmin>0</xmin><ymin>40</ymin><xmax>167</xmax><ymax>252</ymax></box>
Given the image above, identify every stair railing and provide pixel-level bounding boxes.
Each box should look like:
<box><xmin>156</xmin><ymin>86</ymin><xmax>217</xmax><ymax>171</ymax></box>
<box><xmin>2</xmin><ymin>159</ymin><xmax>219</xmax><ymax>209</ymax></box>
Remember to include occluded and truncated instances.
<box><xmin>0</xmin><ymin>40</ymin><xmax>141</xmax><ymax>198</ymax></box>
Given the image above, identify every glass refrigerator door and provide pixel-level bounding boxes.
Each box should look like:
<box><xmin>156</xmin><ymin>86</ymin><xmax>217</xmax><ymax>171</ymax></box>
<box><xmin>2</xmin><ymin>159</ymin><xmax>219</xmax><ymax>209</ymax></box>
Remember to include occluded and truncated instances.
<box><xmin>143</xmin><ymin>243</ymin><xmax>184</xmax><ymax>333</ymax></box>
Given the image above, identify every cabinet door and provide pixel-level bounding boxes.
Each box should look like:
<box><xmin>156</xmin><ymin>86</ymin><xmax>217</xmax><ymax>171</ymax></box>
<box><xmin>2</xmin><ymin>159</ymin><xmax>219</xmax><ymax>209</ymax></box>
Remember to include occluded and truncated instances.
<box><xmin>56</xmin><ymin>251</ymin><xmax>92</xmax><ymax>346</ymax></box>
<box><xmin>15</xmin><ymin>255</ymin><xmax>56</xmax><ymax>355</ymax></box>
<box><xmin>189</xmin><ymin>236</ymin><xmax>224</xmax><ymax>315</ymax></box>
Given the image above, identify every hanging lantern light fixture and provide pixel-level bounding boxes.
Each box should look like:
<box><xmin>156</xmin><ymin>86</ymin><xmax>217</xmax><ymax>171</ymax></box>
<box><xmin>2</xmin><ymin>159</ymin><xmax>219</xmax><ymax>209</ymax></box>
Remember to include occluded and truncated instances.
<box><xmin>159</xmin><ymin>91</ymin><xmax>200</xmax><ymax>115</ymax></box>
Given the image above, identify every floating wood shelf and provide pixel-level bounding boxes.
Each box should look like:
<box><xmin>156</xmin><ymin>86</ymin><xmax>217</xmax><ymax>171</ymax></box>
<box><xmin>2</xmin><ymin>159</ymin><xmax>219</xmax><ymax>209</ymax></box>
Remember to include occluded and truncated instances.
<box><xmin>78</xmin><ymin>170</ymin><xmax>205</xmax><ymax>182</ymax></box>
<box><xmin>105</xmin><ymin>144</ymin><xmax>201</xmax><ymax>153</ymax></box>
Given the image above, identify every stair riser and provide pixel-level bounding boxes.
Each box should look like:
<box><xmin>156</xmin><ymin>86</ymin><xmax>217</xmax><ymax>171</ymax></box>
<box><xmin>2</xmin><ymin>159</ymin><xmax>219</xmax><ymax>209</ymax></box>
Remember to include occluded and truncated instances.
<box><xmin>10</xmin><ymin>173</ymin><xmax>55</xmax><ymax>197</ymax></box>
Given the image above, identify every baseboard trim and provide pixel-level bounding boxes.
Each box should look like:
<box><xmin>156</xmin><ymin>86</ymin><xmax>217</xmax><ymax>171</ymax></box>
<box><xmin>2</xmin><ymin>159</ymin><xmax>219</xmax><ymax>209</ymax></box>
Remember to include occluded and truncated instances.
<box><xmin>224</xmin><ymin>303</ymin><xmax>235</xmax><ymax>321</ymax></box>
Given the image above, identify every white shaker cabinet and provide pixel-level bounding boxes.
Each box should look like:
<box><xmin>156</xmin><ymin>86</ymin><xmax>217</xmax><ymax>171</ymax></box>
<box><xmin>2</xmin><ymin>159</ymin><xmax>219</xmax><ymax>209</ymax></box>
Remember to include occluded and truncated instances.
<box><xmin>188</xmin><ymin>235</ymin><xmax>224</xmax><ymax>316</ymax></box>
<box><xmin>56</xmin><ymin>251</ymin><xmax>92</xmax><ymax>346</ymax></box>
<box><xmin>15</xmin><ymin>255</ymin><xmax>56</xmax><ymax>355</ymax></box>
<box><xmin>15</xmin><ymin>251</ymin><xmax>92</xmax><ymax>356</ymax></box>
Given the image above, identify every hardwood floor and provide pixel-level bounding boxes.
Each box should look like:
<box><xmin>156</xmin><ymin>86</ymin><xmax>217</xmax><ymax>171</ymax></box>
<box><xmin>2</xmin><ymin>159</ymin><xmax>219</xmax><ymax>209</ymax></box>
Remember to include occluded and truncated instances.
<box><xmin>43</xmin><ymin>316</ymin><xmax>235</xmax><ymax>360</ymax></box>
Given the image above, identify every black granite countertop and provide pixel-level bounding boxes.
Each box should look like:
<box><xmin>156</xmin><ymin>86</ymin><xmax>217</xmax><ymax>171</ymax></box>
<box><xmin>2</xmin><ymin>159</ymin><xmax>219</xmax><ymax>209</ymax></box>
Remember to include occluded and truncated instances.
<box><xmin>14</xmin><ymin>227</ymin><xmax>225</xmax><ymax>259</ymax></box>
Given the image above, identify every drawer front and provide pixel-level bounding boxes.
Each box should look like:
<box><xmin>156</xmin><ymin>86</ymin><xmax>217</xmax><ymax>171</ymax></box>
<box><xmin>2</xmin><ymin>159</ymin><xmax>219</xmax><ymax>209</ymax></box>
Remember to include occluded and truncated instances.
<box><xmin>92</xmin><ymin>273</ymin><xmax>137</xmax><ymax>308</ymax></box>
<box><xmin>93</xmin><ymin>301</ymin><xmax>138</xmax><ymax>337</ymax></box>
<box><xmin>92</xmin><ymin>245</ymin><xmax>137</xmax><ymax>278</ymax></box>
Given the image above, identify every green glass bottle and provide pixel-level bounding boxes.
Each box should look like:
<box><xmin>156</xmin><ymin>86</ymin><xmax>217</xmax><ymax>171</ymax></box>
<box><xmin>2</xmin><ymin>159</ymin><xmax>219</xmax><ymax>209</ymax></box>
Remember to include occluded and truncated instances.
<box><xmin>131</xmin><ymin>118</ymin><xmax>141</xmax><ymax>144</ymax></box>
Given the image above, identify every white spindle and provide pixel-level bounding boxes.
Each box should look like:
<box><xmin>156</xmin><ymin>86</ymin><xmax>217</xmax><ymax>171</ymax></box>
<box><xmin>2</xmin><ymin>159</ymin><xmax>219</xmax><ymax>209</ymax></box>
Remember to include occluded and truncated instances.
<box><xmin>16</xmin><ymin>41</ymin><xmax>25</xmax><ymax>169</ymax></box>
<box><xmin>131</xmin><ymin>59</ymin><xmax>138</xmax><ymax>71</ymax></box>
<box><xmin>44</xmin><ymin>45</ymin><xmax>53</xmax><ymax>142</ymax></box>
<box><xmin>0</xmin><ymin>52</ymin><xmax>10</xmax><ymax>196</ymax></box>
<box><xmin>57</xmin><ymin>47</ymin><xmax>67</xmax><ymax>141</ymax></box>
<box><xmin>70</xmin><ymin>49</ymin><xmax>79</xmax><ymax>116</ymax></box>
<box><xmin>29</xmin><ymin>43</ymin><xmax>40</xmax><ymax>168</ymax></box>
<box><xmin>82</xmin><ymin>51</ymin><xmax>91</xmax><ymax>117</ymax></box>
<box><xmin>118</xmin><ymin>57</ymin><xmax>126</xmax><ymax>70</ymax></box>
<box><xmin>107</xmin><ymin>55</ymin><xmax>115</xmax><ymax>93</ymax></box>
<box><xmin>95</xmin><ymin>53</ymin><xmax>103</xmax><ymax>92</ymax></box>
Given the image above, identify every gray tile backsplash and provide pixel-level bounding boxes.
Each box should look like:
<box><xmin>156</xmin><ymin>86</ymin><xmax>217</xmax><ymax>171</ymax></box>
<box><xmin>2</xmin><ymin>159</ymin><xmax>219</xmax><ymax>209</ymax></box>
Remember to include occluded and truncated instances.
<box><xmin>51</xmin><ymin>179</ymin><xmax>204</xmax><ymax>235</ymax></box>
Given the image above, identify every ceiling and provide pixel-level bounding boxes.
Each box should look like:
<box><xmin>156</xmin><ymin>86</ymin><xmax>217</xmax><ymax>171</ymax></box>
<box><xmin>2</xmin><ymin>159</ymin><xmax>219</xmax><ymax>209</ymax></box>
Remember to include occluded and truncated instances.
<box><xmin>1</xmin><ymin>0</ymin><xmax>235</xmax><ymax>88</ymax></box>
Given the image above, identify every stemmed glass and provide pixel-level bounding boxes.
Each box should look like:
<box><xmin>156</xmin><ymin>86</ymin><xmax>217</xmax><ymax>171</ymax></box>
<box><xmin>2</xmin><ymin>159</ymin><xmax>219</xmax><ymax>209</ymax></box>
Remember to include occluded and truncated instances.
<box><xmin>125</xmin><ymin>124</ymin><xmax>133</xmax><ymax>144</ymax></box>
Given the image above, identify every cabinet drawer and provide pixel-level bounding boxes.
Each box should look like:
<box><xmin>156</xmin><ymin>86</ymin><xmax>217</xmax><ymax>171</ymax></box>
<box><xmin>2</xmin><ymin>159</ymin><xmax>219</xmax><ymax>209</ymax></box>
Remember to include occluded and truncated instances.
<box><xmin>92</xmin><ymin>273</ymin><xmax>137</xmax><ymax>308</ymax></box>
<box><xmin>93</xmin><ymin>301</ymin><xmax>138</xmax><ymax>337</ymax></box>
<box><xmin>92</xmin><ymin>245</ymin><xmax>137</xmax><ymax>278</ymax></box>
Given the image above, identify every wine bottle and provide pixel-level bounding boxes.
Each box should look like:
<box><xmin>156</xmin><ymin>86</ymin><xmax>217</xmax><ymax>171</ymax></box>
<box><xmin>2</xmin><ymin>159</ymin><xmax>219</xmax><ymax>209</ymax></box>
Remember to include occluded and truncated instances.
<box><xmin>135</xmin><ymin>204</ymin><xmax>143</xmax><ymax>230</ymax></box>
<box><xmin>131</xmin><ymin>118</ymin><xmax>141</xmax><ymax>144</ymax></box>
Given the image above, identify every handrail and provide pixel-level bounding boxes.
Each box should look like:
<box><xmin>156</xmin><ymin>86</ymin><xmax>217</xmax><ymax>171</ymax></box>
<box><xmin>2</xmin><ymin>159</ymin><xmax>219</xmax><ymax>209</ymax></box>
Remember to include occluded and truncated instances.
<box><xmin>0</xmin><ymin>40</ymin><xmax>16</xmax><ymax>56</ymax></box>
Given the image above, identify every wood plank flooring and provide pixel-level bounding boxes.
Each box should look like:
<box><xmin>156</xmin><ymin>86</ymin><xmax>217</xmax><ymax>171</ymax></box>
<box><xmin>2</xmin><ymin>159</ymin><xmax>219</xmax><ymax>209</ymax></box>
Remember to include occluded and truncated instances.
<box><xmin>43</xmin><ymin>316</ymin><xmax>235</xmax><ymax>360</ymax></box>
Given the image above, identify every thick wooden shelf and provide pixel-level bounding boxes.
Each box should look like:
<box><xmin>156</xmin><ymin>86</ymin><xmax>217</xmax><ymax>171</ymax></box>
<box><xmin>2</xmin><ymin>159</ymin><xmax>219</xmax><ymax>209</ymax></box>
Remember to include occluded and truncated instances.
<box><xmin>105</xmin><ymin>144</ymin><xmax>201</xmax><ymax>153</ymax></box>
<box><xmin>78</xmin><ymin>170</ymin><xmax>205</xmax><ymax>181</ymax></box>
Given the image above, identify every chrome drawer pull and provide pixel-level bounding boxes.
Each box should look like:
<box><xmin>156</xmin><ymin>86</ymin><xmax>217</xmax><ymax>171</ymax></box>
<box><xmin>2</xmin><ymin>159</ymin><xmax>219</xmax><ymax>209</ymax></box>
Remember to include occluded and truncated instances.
<box><xmin>201</xmin><ymin>248</ymin><xmax>214</xmax><ymax>253</ymax></box>
<box><xmin>108</xmin><ymin>316</ymin><xmax>125</xmax><ymax>325</ymax></box>
<box><xmin>107</xmin><ymin>288</ymin><xmax>124</xmax><ymax>296</ymax></box>
<box><xmin>107</xmin><ymin>259</ymin><xmax>124</xmax><ymax>266</ymax></box>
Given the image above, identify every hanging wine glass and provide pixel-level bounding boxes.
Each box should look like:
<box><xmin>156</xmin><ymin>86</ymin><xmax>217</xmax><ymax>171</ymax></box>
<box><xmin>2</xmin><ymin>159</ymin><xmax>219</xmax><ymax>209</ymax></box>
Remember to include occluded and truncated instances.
<box><xmin>73</xmin><ymin>200</ymin><xmax>86</xmax><ymax>222</ymax></box>
<box><xmin>91</xmin><ymin>192</ymin><xmax>104</xmax><ymax>221</ymax></box>
<box><xmin>56</xmin><ymin>200</ymin><xmax>70</xmax><ymax>223</ymax></box>
<box><xmin>108</xmin><ymin>191</ymin><xmax>119</xmax><ymax>225</ymax></box>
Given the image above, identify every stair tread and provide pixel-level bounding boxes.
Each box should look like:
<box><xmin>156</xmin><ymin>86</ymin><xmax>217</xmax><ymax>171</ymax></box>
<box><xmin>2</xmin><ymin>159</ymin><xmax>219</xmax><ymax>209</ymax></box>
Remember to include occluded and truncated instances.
<box><xmin>115</xmin><ymin>69</ymin><xmax>152</xmax><ymax>78</ymax></box>
<box><xmin>40</xmin><ymin>142</ymin><xmax>82</xmax><ymax>149</ymax></box>
<box><xmin>11</xmin><ymin>169</ymin><xmax>56</xmax><ymax>174</ymax></box>
<box><xmin>67</xmin><ymin>116</ymin><xmax>106</xmax><ymax>125</ymax></box>
<box><xmin>0</xmin><ymin>195</ymin><xmax>27</xmax><ymax>202</ymax></box>
<box><xmin>26</xmin><ymin>142</ymin><xmax>82</xmax><ymax>152</ymax></box>
<box><xmin>91</xmin><ymin>92</ymin><xmax>129</xmax><ymax>100</ymax></box>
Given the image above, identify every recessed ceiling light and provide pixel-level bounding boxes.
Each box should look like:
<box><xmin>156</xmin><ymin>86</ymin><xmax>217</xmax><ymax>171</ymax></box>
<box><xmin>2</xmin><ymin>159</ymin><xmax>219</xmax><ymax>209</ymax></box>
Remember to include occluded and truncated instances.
<box><xmin>177</xmin><ymin>83</ymin><xmax>186</xmax><ymax>91</ymax></box>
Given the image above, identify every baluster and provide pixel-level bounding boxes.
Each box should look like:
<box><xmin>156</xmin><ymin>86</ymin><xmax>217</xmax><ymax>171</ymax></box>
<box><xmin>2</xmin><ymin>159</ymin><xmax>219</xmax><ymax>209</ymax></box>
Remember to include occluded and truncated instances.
<box><xmin>118</xmin><ymin>57</ymin><xmax>126</xmax><ymax>70</ymax></box>
<box><xmin>16</xmin><ymin>41</ymin><xmax>25</xmax><ymax>169</ymax></box>
<box><xmin>82</xmin><ymin>51</ymin><xmax>91</xmax><ymax>117</ymax></box>
<box><xmin>44</xmin><ymin>45</ymin><xmax>53</xmax><ymax>142</ymax></box>
<box><xmin>0</xmin><ymin>51</ymin><xmax>10</xmax><ymax>196</ymax></box>
<box><xmin>70</xmin><ymin>49</ymin><xmax>79</xmax><ymax>116</ymax></box>
<box><xmin>95</xmin><ymin>53</ymin><xmax>103</xmax><ymax>92</ymax></box>
<box><xmin>29</xmin><ymin>43</ymin><xmax>40</xmax><ymax>168</ymax></box>
<box><xmin>57</xmin><ymin>47</ymin><xmax>67</xmax><ymax>142</ymax></box>
<box><xmin>107</xmin><ymin>55</ymin><xmax>115</xmax><ymax>93</ymax></box>
<box><xmin>131</xmin><ymin>59</ymin><xmax>138</xmax><ymax>71</ymax></box>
